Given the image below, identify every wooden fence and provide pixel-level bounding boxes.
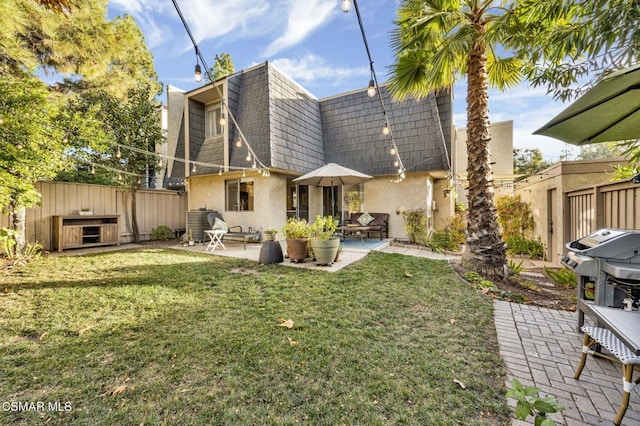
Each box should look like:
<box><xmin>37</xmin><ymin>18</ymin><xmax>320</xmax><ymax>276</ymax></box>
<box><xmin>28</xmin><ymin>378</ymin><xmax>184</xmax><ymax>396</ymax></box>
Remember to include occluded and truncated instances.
<box><xmin>566</xmin><ymin>179</ymin><xmax>640</xmax><ymax>241</ymax></box>
<box><xmin>1</xmin><ymin>181</ymin><xmax>187</xmax><ymax>251</ymax></box>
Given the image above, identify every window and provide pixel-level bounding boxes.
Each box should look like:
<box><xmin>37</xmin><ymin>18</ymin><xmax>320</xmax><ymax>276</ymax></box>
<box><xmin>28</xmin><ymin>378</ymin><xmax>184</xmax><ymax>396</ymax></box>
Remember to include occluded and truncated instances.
<box><xmin>205</xmin><ymin>102</ymin><xmax>223</xmax><ymax>138</ymax></box>
<box><xmin>226</xmin><ymin>178</ymin><xmax>254</xmax><ymax>211</ymax></box>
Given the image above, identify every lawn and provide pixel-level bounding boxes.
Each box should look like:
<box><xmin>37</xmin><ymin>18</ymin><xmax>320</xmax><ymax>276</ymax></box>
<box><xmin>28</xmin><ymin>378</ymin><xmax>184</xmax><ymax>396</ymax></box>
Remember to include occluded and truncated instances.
<box><xmin>1</xmin><ymin>248</ymin><xmax>510</xmax><ymax>425</ymax></box>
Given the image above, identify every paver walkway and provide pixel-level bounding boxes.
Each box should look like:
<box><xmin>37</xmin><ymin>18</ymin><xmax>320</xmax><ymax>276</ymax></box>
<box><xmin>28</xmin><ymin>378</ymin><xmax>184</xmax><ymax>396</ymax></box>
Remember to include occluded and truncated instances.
<box><xmin>494</xmin><ymin>301</ymin><xmax>640</xmax><ymax>425</ymax></box>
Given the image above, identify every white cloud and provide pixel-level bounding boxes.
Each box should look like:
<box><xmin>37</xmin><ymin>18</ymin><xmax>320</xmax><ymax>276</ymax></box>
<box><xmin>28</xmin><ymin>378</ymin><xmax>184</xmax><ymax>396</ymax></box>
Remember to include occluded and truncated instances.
<box><xmin>263</xmin><ymin>0</ymin><xmax>336</xmax><ymax>57</ymax></box>
<box><xmin>269</xmin><ymin>53</ymin><xmax>368</xmax><ymax>83</ymax></box>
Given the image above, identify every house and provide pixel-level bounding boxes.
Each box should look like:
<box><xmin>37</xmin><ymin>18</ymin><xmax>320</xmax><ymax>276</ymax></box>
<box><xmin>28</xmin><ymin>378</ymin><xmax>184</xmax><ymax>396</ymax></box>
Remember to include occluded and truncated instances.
<box><xmin>166</xmin><ymin>61</ymin><xmax>453</xmax><ymax>240</ymax></box>
<box><xmin>452</xmin><ymin>120</ymin><xmax>515</xmax><ymax>205</ymax></box>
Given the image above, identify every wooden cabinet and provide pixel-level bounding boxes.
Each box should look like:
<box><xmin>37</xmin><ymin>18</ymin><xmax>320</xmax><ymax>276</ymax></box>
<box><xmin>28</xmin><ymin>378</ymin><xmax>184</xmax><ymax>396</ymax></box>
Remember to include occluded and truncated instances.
<box><xmin>52</xmin><ymin>215</ymin><xmax>119</xmax><ymax>252</ymax></box>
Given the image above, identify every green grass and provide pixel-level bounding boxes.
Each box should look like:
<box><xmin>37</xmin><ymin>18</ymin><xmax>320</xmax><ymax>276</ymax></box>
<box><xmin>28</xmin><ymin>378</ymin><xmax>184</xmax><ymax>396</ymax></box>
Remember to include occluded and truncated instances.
<box><xmin>1</xmin><ymin>249</ymin><xmax>510</xmax><ymax>425</ymax></box>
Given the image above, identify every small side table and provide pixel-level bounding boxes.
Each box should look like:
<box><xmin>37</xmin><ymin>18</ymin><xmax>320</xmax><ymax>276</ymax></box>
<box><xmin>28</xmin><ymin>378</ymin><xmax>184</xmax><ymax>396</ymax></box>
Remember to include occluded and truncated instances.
<box><xmin>205</xmin><ymin>230</ymin><xmax>227</xmax><ymax>251</ymax></box>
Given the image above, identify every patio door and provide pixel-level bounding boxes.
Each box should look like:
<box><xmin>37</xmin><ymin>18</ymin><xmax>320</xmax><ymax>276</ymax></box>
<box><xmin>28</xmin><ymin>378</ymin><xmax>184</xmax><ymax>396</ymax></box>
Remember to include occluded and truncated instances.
<box><xmin>286</xmin><ymin>179</ymin><xmax>309</xmax><ymax>221</ymax></box>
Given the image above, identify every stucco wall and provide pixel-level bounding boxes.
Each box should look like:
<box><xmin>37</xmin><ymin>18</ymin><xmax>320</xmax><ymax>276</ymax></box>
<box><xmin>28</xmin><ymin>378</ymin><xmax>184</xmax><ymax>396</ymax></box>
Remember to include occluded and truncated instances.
<box><xmin>453</xmin><ymin>120</ymin><xmax>514</xmax><ymax>204</ymax></box>
<box><xmin>187</xmin><ymin>171</ymin><xmax>289</xmax><ymax>234</ymax></box>
<box><xmin>514</xmin><ymin>159</ymin><xmax>624</xmax><ymax>264</ymax></box>
<box><xmin>363</xmin><ymin>173</ymin><xmax>444</xmax><ymax>239</ymax></box>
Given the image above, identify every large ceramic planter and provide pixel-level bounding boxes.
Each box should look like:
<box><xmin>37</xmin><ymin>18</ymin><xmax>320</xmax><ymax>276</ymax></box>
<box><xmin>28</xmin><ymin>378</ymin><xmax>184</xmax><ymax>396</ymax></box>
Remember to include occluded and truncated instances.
<box><xmin>286</xmin><ymin>238</ymin><xmax>309</xmax><ymax>263</ymax></box>
<box><xmin>259</xmin><ymin>240</ymin><xmax>284</xmax><ymax>265</ymax></box>
<box><xmin>311</xmin><ymin>237</ymin><xmax>340</xmax><ymax>266</ymax></box>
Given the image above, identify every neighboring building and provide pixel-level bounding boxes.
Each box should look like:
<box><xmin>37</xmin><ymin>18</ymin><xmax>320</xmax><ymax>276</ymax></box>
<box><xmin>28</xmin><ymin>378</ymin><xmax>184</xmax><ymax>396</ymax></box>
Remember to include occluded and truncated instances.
<box><xmin>514</xmin><ymin>158</ymin><xmax>627</xmax><ymax>264</ymax></box>
<box><xmin>166</xmin><ymin>61</ymin><xmax>453</xmax><ymax>240</ymax></box>
<box><xmin>452</xmin><ymin>120</ymin><xmax>515</xmax><ymax>205</ymax></box>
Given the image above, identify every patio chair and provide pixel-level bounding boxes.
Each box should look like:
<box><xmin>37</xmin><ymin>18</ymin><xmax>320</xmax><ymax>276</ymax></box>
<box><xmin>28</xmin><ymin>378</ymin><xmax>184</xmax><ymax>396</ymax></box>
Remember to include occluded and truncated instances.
<box><xmin>206</xmin><ymin>212</ymin><xmax>260</xmax><ymax>249</ymax></box>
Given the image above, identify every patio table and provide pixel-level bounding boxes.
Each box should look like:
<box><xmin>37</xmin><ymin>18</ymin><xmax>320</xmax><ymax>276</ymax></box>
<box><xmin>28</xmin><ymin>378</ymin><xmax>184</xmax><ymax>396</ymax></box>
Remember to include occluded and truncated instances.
<box><xmin>574</xmin><ymin>300</ymin><xmax>640</xmax><ymax>425</ymax></box>
<box><xmin>336</xmin><ymin>225</ymin><xmax>371</xmax><ymax>244</ymax></box>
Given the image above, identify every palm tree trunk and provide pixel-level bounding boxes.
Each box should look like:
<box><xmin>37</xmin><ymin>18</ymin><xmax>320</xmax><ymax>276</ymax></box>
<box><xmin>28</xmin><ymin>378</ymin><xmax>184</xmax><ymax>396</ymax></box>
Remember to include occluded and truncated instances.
<box><xmin>460</xmin><ymin>19</ymin><xmax>507</xmax><ymax>279</ymax></box>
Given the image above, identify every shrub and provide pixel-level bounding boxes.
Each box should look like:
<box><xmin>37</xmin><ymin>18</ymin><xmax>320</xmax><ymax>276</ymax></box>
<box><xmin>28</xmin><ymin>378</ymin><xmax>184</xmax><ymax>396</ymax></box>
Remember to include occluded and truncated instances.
<box><xmin>402</xmin><ymin>209</ymin><xmax>429</xmax><ymax>245</ymax></box>
<box><xmin>506</xmin><ymin>235</ymin><xmax>546</xmax><ymax>260</ymax></box>
<box><xmin>151</xmin><ymin>225</ymin><xmax>173</xmax><ymax>240</ymax></box>
<box><xmin>496</xmin><ymin>195</ymin><xmax>535</xmax><ymax>240</ymax></box>
<box><xmin>545</xmin><ymin>267</ymin><xmax>577</xmax><ymax>288</ymax></box>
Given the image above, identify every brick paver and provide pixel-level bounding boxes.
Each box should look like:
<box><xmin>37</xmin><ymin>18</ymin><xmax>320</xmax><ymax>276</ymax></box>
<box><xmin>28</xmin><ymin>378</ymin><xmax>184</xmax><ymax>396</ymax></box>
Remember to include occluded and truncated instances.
<box><xmin>494</xmin><ymin>300</ymin><xmax>640</xmax><ymax>425</ymax></box>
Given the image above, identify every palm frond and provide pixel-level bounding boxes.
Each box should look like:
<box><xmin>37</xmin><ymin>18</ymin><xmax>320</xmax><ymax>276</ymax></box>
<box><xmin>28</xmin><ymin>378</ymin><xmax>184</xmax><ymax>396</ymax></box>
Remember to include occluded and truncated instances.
<box><xmin>486</xmin><ymin>55</ymin><xmax>523</xmax><ymax>90</ymax></box>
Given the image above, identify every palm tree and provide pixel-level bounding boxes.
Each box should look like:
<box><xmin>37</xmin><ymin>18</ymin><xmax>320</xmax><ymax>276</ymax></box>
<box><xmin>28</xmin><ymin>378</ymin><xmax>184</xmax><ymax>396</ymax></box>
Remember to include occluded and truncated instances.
<box><xmin>34</xmin><ymin>0</ymin><xmax>72</xmax><ymax>14</ymax></box>
<box><xmin>389</xmin><ymin>0</ymin><xmax>524</xmax><ymax>278</ymax></box>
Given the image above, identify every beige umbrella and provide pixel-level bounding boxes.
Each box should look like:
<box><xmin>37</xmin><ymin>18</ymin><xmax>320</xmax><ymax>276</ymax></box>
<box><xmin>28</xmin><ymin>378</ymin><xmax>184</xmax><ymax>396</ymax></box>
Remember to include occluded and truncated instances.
<box><xmin>293</xmin><ymin>163</ymin><xmax>372</xmax><ymax>221</ymax></box>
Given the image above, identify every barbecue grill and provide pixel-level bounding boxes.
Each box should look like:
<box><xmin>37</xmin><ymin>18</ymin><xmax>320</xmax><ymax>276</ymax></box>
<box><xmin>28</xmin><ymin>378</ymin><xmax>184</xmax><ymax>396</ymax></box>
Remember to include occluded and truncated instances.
<box><xmin>561</xmin><ymin>228</ymin><xmax>640</xmax><ymax>328</ymax></box>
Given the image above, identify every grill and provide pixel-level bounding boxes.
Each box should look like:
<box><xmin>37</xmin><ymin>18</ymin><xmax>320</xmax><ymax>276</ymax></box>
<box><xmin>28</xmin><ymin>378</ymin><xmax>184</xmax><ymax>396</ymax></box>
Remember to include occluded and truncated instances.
<box><xmin>562</xmin><ymin>229</ymin><xmax>640</xmax><ymax>328</ymax></box>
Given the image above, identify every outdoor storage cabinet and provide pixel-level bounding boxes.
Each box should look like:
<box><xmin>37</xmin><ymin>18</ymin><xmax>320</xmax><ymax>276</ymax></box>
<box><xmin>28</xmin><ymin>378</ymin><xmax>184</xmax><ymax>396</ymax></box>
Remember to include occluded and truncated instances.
<box><xmin>52</xmin><ymin>215</ymin><xmax>119</xmax><ymax>252</ymax></box>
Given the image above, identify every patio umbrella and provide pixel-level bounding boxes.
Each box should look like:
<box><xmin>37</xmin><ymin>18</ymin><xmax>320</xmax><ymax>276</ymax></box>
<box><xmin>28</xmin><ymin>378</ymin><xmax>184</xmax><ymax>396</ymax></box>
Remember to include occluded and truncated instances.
<box><xmin>533</xmin><ymin>63</ymin><xmax>640</xmax><ymax>145</ymax></box>
<box><xmin>293</xmin><ymin>163</ymin><xmax>372</xmax><ymax>221</ymax></box>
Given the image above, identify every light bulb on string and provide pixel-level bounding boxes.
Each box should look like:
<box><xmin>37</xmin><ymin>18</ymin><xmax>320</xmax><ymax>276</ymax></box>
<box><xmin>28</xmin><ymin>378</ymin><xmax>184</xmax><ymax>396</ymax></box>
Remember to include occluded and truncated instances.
<box><xmin>91</xmin><ymin>165</ymin><xmax>95</xmax><ymax>175</ymax></box>
<box><xmin>218</xmin><ymin>167</ymin><xmax>222</xmax><ymax>176</ymax></box>
<box><xmin>394</xmin><ymin>160</ymin><xmax>399</xmax><ymax>167</ymax></box>
<box><xmin>235</xmin><ymin>138</ymin><xmax>242</xmax><ymax>148</ymax></box>
<box><xmin>194</xmin><ymin>63</ymin><xmax>202</xmax><ymax>82</ymax></box>
<box><xmin>192</xmin><ymin>162</ymin><xmax>196</xmax><ymax>173</ymax></box>
<box><xmin>340</xmin><ymin>0</ymin><xmax>352</xmax><ymax>13</ymax></box>
<box><xmin>252</xmin><ymin>162</ymin><xmax>257</xmax><ymax>169</ymax></box>
<box><xmin>157</xmin><ymin>157</ymin><xmax>163</xmax><ymax>168</ymax></box>
<box><xmin>367</xmin><ymin>79</ymin><xmax>376</xmax><ymax>97</ymax></box>
<box><xmin>382</xmin><ymin>125</ymin><xmax>389</xmax><ymax>135</ymax></box>
<box><xmin>219</xmin><ymin>112</ymin><xmax>226</xmax><ymax>127</ymax></box>
<box><xmin>390</xmin><ymin>147</ymin><xmax>396</xmax><ymax>155</ymax></box>
<box><xmin>246</xmin><ymin>153</ymin><xmax>251</xmax><ymax>162</ymax></box>
<box><xmin>117</xmin><ymin>172</ymin><xmax>123</xmax><ymax>181</ymax></box>
<box><xmin>242</xmin><ymin>169</ymin><xmax>246</xmax><ymax>177</ymax></box>
<box><xmin>116</xmin><ymin>147</ymin><xmax>121</xmax><ymax>158</ymax></box>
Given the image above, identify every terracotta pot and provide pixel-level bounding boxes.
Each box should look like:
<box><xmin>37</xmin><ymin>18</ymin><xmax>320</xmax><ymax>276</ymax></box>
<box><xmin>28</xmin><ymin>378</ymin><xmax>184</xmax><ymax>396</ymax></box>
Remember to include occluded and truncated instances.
<box><xmin>286</xmin><ymin>238</ymin><xmax>309</xmax><ymax>263</ymax></box>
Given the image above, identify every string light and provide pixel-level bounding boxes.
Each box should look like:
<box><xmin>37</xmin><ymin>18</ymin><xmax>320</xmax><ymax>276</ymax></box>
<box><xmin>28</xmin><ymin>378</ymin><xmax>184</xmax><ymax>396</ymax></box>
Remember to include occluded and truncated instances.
<box><xmin>171</xmin><ymin>0</ymin><xmax>271</xmax><ymax>178</ymax></box>
<box><xmin>191</xmin><ymin>161</ymin><xmax>196</xmax><ymax>173</ymax></box>
<box><xmin>91</xmin><ymin>165</ymin><xmax>95</xmax><ymax>175</ymax></box>
<box><xmin>342</xmin><ymin>0</ymin><xmax>407</xmax><ymax>183</ymax></box>
<box><xmin>116</xmin><ymin>147</ymin><xmax>121</xmax><ymax>158</ymax></box>
<box><xmin>246</xmin><ymin>153</ymin><xmax>251</xmax><ymax>162</ymax></box>
<box><xmin>219</xmin><ymin>110</ymin><xmax>226</xmax><ymax>127</ymax></box>
<box><xmin>340</xmin><ymin>0</ymin><xmax>352</xmax><ymax>13</ymax></box>
<box><xmin>235</xmin><ymin>138</ymin><xmax>242</xmax><ymax>148</ymax></box>
<box><xmin>367</xmin><ymin>78</ymin><xmax>376</xmax><ymax>97</ymax></box>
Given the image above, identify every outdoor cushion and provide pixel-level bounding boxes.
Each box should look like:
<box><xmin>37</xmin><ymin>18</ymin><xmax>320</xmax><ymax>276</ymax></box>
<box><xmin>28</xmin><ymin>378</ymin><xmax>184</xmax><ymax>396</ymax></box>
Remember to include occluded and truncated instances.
<box><xmin>213</xmin><ymin>217</ymin><xmax>229</xmax><ymax>232</ymax></box>
<box><xmin>357</xmin><ymin>212</ymin><xmax>374</xmax><ymax>226</ymax></box>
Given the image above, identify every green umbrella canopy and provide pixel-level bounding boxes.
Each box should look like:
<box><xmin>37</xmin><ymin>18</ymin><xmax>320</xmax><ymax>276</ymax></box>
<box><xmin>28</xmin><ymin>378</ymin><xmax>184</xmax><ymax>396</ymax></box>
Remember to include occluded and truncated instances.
<box><xmin>534</xmin><ymin>64</ymin><xmax>640</xmax><ymax>145</ymax></box>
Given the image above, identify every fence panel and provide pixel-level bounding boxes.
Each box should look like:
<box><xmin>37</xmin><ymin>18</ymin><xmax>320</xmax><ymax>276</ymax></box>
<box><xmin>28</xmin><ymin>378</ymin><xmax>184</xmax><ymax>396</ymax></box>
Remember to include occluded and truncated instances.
<box><xmin>1</xmin><ymin>181</ymin><xmax>186</xmax><ymax>251</ymax></box>
<box><xmin>567</xmin><ymin>181</ymin><xmax>640</xmax><ymax>241</ymax></box>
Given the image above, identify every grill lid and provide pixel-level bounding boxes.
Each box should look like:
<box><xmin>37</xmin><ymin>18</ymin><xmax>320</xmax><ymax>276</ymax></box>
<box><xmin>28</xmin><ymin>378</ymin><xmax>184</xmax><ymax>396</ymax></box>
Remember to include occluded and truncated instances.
<box><xmin>566</xmin><ymin>228</ymin><xmax>640</xmax><ymax>260</ymax></box>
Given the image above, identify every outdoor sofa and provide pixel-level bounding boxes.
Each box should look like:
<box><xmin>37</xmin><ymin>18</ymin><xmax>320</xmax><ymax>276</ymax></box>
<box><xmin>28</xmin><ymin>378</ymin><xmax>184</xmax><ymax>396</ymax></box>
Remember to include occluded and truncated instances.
<box><xmin>206</xmin><ymin>212</ymin><xmax>261</xmax><ymax>249</ymax></box>
<box><xmin>344</xmin><ymin>212</ymin><xmax>389</xmax><ymax>240</ymax></box>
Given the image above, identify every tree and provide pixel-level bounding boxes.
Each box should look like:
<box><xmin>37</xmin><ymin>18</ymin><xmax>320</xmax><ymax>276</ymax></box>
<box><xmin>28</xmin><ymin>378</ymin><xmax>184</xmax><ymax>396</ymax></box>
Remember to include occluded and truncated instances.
<box><xmin>512</xmin><ymin>0</ymin><xmax>640</xmax><ymax>102</ymax></box>
<box><xmin>0</xmin><ymin>72</ymin><xmax>68</xmax><ymax>251</ymax></box>
<box><xmin>208</xmin><ymin>52</ymin><xmax>235</xmax><ymax>81</ymax></box>
<box><xmin>577</xmin><ymin>142</ymin><xmax>627</xmax><ymax>161</ymax></box>
<box><xmin>1</xmin><ymin>0</ymin><xmax>160</xmax><ymax>98</ymax></box>
<box><xmin>83</xmin><ymin>84</ymin><xmax>164</xmax><ymax>242</ymax></box>
<box><xmin>389</xmin><ymin>0</ymin><xmax>526</xmax><ymax>278</ymax></box>
<box><xmin>513</xmin><ymin>148</ymin><xmax>554</xmax><ymax>177</ymax></box>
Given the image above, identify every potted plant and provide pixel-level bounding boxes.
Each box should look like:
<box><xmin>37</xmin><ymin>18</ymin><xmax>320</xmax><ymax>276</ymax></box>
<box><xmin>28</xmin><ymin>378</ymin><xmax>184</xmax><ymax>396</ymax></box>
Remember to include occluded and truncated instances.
<box><xmin>309</xmin><ymin>215</ymin><xmax>340</xmax><ymax>266</ymax></box>
<box><xmin>282</xmin><ymin>218</ymin><xmax>309</xmax><ymax>263</ymax></box>
<box><xmin>259</xmin><ymin>227</ymin><xmax>283</xmax><ymax>265</ymax></box>
<box><xmin>263</xmin><ymin>227</ymin><xmax>278</xmax><ymax>241</ymax></box>
<box><xmin>182</xmin><ymin>229</ymin><xmax>195</xmax><ymax>246</ymax></box>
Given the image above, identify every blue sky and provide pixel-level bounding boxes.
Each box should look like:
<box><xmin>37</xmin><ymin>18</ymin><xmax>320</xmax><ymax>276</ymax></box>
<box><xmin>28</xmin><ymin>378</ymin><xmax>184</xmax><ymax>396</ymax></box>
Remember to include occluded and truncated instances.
<box><xmin>108</xmin><ymin>0</ymin><xmax>576</xmax><ymax>161</ymax></box>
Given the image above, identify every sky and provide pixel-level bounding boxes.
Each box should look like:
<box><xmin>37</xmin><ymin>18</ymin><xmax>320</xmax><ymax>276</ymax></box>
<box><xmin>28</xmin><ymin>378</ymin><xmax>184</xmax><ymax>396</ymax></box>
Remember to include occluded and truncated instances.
<box><xmin>107</xmin><ymin>0</ymin><xmax>578</xmax><ymax>161</ymax></box>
